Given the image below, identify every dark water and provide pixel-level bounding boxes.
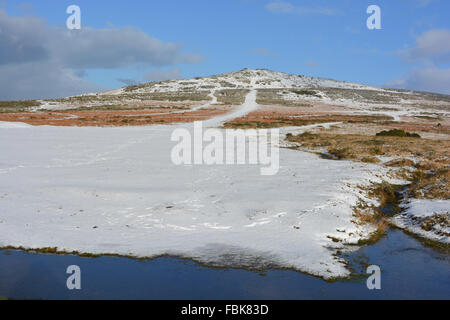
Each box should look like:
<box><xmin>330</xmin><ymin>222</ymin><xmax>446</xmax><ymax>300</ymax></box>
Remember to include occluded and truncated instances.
<box><xmin>0</xmin><ymin>229</ymin><xmax>448</xmax><ymax>300</ymax></box>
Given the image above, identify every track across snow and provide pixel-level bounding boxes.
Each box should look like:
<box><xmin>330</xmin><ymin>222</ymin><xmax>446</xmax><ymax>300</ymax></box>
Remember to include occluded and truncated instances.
<box><xmin>204</xmin><ymin>89</ymin><xmax>258</xmax><ymax>127</ymax></box>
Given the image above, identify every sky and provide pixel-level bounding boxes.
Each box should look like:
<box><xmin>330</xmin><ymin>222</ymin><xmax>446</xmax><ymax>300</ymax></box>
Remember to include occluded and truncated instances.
<box><xmin>1</xmin><ymin>0</ymin><xmax>449</xmax><ymax>100</ymax></box>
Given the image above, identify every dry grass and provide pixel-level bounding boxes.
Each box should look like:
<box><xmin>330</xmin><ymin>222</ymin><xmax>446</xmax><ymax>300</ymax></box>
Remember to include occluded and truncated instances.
<box><xmin>421</xmin><ymin>214</ymin><xmax>450</xmax><ymax>236</ymax></box>
<box><xmin>409</xmin><ymin>162</ymin><xmax>449</xmax><ymax>199</ymax></box>
<box><xmin>286</xmin><ymin>131</ymin><xmax>450</xmax><ymax>167</ymax></box>
<box><xmin>376</xmin><ymin>129</ymin><xmax>421</xmax><ymax>138</ymax></box>
<box><xmin>367</xmin><ymin>182</ymin><xmax>401</xmax><ymax>207</ymax></box>
<box><xmin>385</xmin><ymin>158</ymin><xmax>416</xmax><ymax>167</ymax></box>
<box><xmin>0</xmin><ymin>107</ymin><xmax>230</xmax><ymax>127</ymax></box>
<box><xmin>0</xmin><ymin>100</ymin><xmax>41</xmax><ymax>113</ymax></box>
<box><xmin>352</xmin><ymin>181</ymin><xmax>408</xmax><ymax>244</ymax></box>
<box><xmin>121</xmin><ymin>92</ymin><xmax>211</xmax><ymax>102</ymax></box>
<box><xmin>52</xmin><ymin>91</ymin><xmax>212</xmax><ymax>104</ymax></box>
<box><xmin>225</xmin><ymin>114</ymin><xmax>392</xmax><ymax>129</ymax></box>
<box><xmin>352</xmin><ymin>200</ymin><xmax>389</xmax><ymax>245</ymax></box>
<box><xmin>256</xmin><ymin>89</ymin><xmax>315</xmax><ymax>107</ymax></box>
<box><xmin>216</xmin><ymin>89</ymin><xmax>249</xmax><ymax>105</ymax></box>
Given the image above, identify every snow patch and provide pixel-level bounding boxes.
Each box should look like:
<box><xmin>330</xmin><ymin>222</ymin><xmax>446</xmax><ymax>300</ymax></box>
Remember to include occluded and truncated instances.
<box><xmin>392</xmin><ymin>199</ymin><xmax>450</xmax><ymax>244</ymax></box>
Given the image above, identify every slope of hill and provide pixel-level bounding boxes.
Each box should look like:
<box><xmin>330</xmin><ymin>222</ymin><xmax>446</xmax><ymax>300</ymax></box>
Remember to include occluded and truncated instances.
<box><xmin>111</xmin><ymin>68</ymin><xmax>381</xmax><ymax>94</ymax></box>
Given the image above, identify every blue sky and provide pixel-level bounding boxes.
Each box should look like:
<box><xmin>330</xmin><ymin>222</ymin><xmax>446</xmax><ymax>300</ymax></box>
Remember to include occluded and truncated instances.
<box><xmin>1</xmin><ymin>0</ymin><xmax>450</xmax><ymax>99</ymax></box>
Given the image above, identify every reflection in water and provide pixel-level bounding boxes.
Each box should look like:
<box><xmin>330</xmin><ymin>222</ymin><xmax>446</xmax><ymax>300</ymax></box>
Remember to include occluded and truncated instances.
<box><xmin>0</xmin><ymin>229</ymin><xmax>448</xmax><ymax>300</ymax></box>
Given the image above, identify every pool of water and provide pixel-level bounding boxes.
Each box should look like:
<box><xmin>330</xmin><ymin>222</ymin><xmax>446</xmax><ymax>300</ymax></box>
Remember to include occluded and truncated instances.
<box><xmin>0</xmin><ymin>229</ymin><xmax>448</xmax><ymax>300</ymax></box>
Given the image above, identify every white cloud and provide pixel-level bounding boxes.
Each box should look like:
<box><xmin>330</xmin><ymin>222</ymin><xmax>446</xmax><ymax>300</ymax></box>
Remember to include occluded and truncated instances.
<box><xmin>398</xmin><ymin>29</ymin><xmax>450</xmax><ymax>64</ymax></box>
<box><xmin>389</xmin><ymin>29</ymin><xmax>450</xmax><ymax>94</ymax></box>
<box><xmin>386</xmin><ymin>68</ymin><xmax>450</xmax><ymax>95</ymax></box>
<box><xmin>0</xmin><ymin>62</ymin><xmax>104</xmax><ymax>100</ymax></box>
<box><xmin>52</xmin><ymin>27</ymin><xmax>203</xmax><ymax>69</ymax></box>
<box><xmin>0</xmin><ymin>10</ymin><xmax>203</xmax><ymax>100</ymax></box>
<box><xmin>265</xmin><ymin>1</ymin><xmax>336</xmax><ymax>16</ymax></box>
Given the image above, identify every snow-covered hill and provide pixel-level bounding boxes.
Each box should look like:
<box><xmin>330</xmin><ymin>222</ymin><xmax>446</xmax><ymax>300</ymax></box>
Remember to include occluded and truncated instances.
<box><xmin>21</xmin><ymin>68</ymin><xmax>448</xmax><ymax>122</ymax></box>
<box><xmin>104</xmin><ymin>68</ymin><xmax>383</xmax><ymax>95</ymax></box>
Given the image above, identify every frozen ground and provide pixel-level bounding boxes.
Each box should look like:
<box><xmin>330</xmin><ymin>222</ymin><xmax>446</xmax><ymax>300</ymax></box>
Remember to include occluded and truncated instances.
<box><xmin>0</xmin><ymin>123</ymin><xmax>391</xmax><ymax>279</ymax></box>
<box><xmin>0</xmin><ymin>90</ymin><xmax>397</xmax><ymax>279</ymax></box>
